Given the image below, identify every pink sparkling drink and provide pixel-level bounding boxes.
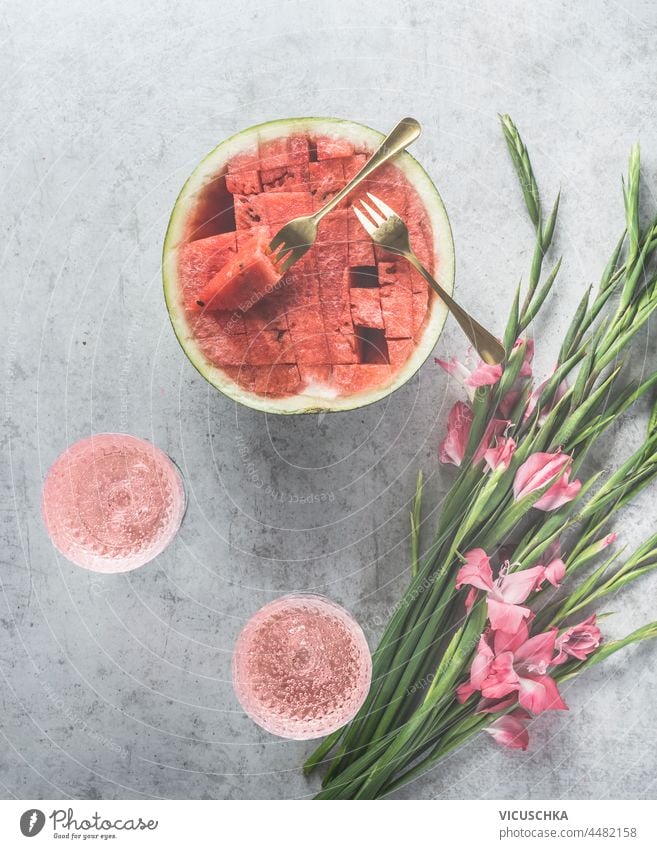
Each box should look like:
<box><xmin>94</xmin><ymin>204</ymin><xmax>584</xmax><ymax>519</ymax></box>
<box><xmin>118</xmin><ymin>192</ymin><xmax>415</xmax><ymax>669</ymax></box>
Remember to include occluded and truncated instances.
<box><xmin>232</xmin><ymin>594</ymin><xmax>372</xmax><ymax>740</ymax></box>
<box><xmin>41</xmin><ymin>433</ymin><xmax>186</xmax><ymax>573</ymax></box>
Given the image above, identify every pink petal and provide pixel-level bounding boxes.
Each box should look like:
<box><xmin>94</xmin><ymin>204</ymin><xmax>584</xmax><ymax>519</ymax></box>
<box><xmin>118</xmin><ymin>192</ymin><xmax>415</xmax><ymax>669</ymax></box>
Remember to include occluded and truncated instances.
<box><xmin>464</xmin><ymin>587</ymin><xmax>478</xmax><ymax>614</ymax></box>
<box><xmin>486</xmin><ymin>712</ymin><xmax>530</xmax><ymax>750</ymax></box>
<box><xmin>484</xmin><ymin>437</ymin><xmax>517</xmax><ymax>473</ymax></box>
<box><xmin>514</xmin><ymin>629</ymin><xmax>558</xmax><ymax>669</ymax></box>
<box><xmin>456</xmin><ymin>548</ymin><xmax>494</xmax><ymax>592</ymax></box>
<box><xmin>466</xmin><ymin>363</ymin><xmax>503</xmax><ymax>389</ymax></box>
<box><xmin>469</xmin><ymin>634</ymin><xmax>495</xmax><ymax>689</ymax></box>
<box><xmin>476</xmin><ymin>694</ymin><xmax>518</xmax><ymax>714</ymax></box>
<box><xmin>435</xmin><ymin>357</ymin><xmax>472</xmax><ymax>386</ymax></box>
<box><xmin>487</xmin><ymin>598</ymin><xmax>532</xmax><ymax>634</ymax></box>
<box><xmin>534</xmin><ymin>476</ymin><xmax>581</xmax><ymax>511</ymax></box>
<box><xmin>473</xmin><ymin>418</ymin><xmax>509</xmax><ymax>465</ymax></box>
<box><xmin>456</xmin><ymin>680</ymin><xmax>476</xmax><ymax>703</ymax></box>
<box><xmin>439</xmin><ymin>401</ymin><xmax>473</xmax><ymax>466</ymax></box>
<box><xmin>543</xmin><ymin>558</ymin><xmax>566</xmax><ymax>588</ymax></box>
<box><xmin>499</xmin><ymin>390</ymin><xmax>522</xmax><ymax>418</ymax></box>
<box><xmin>494</xmin><ymin>620</ymin><xmax>530</xmax><ymax>655</ymax></box>
<box><xmin>497</xmin><ymin>565</ymin><xmax>546</xmax><ymax>604</ymax></box>
<box><xmin>518</xmin><ymin>673</ymin><xmax>568</xmax><ymax>714</ymax></box>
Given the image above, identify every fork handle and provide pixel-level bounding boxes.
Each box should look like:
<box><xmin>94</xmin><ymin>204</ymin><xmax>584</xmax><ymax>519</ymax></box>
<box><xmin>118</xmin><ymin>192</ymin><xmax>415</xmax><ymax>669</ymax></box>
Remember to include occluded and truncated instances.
<box><xmin>406</xmin><ymin>254</ymin><xmax>505</xmax><ymax>365</ymax></box>
<box><xmin>313</xmin><ymin>117</ymin><xmax>422</xmax><ymax>222</ymax></box>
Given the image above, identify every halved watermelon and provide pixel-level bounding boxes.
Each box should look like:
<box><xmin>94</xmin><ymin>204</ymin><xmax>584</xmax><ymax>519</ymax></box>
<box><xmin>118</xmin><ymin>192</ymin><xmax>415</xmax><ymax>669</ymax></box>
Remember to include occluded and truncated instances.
<box><xmin>163</xmin><ymin>118</ymin><xmax>455</xmax><ymax>414</ymax></box>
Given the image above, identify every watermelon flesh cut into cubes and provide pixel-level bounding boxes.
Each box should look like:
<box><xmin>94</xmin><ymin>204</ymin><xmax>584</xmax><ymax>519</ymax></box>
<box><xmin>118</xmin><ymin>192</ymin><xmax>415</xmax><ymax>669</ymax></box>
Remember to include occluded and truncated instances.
<box><xmin>163</xmin><ymin>118</ymin><xmax>455</xmax><ymax>413</ymax></box>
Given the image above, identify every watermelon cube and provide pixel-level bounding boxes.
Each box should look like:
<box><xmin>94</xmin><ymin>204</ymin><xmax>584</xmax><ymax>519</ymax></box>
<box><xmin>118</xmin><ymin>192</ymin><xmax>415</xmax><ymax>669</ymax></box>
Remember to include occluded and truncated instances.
<box><xmin>187</xmin><ymin>309</ymin><xmax>246</xmax><ymax>338</ymax></box>
<box><xmin>309</xmin><ymin>159</ymin><xmax>345</xmax><ymax>200</ymax></box>
<box><xmin>256</xmin><ymin>191</ymin><xmax>314</xmax><ymax>227</ymax></box>
<box><xmin>412</xmin><ymin>290</ymin><xmax>430</xmax><ymax>336</ymax></box>
<box><xmin>340</xmin><ymin>154</ymin><xmax>367</xmax><ymax>181</ymax></box>
<box><xmin>289</xmin><ymin>134</ymin><xmax>311</xmax><ymax>163</ymax></box>
<box><xmin>227</xmin><ymin>148</ymin><xmax>260</xmax><ymax>173</ymax></box>
<box><xmin>278</xmin><ymin>268</ymin><xmax>321</xmax><ymax>307</ymax></box>
<box><xmin>322</xmin><ymin>299</ymin><xmax>354</xmax><ymax>335</ymax></box>
<box><xmin>380</xmin><ymin>283</ymin><xmax>413</xmax><ymax>339</ymax></box>
<box><xmin>244</xmin><ymin>329</ymin><xmax>295</xmax><ymax>366</ymax></box>
<box><xmin>234</xmin><ymin>194</ymin><xmax>270</xmax><ymax>230</ymax></box>
<box><xmin>254</xmin><ymin>364</ymin><xmax>301</xmax><ymax>397</ymax></box>
<box><xmin>347</xmin><ymin>214</ymin><xmax>375</xmax><ymax>266</ymax></box>
<box><xmin>290</xmin><ymin>334</ymin><xmax>331</xmax><ymax>365</ymax></box>
<box><xmin>378</xmin><ymin>261</ymin><xmax>412</xmax><ymax>292</ymax></box>
<box><xmin>222</xmin><ymin>365</ymin><xmax>258</xmax><ymax>392</ymax></box>
<box><xmin>299</xmin><ymin>365</ymin><xmax>332</xmax><ymax>387</ymax></box>
<box><xmin>325</xmin><ymin>332</ymin><xmax>360</xmax><ymax>365</ymax></box>
<box><xmin>197</xmin><ymin>333</ymin><xmax>249</xmax><ymax>366</ymax></box>
<box><xmin>316</xmin><ymin>209</ymin><xmax>349</xmax><ymax>245</ymax></box>
<box><xmin>317</xmin><ymin>247</ymin><xmax>349</xmax><ymax>300</ymax></box>
<box><xmin>258</xmin><ymin>137</ymin><xmax>290</xmax><ymax>170</ymax></box>
<box><xmin>178</xmin><ymin>232</ymin><xmax>237</xmax><ymax>310</ymax></box>
<box><xmin>287</xmin><ymin>303</ymin><xmax>325</xmax><ymax>336</ymax></box>
<box><xmin>225</xmin><ymin>171</ymin><xmax>262</xmax><ymax>195</ymax></box>
<box><xmin>316</xmin><ymin>136</ymin><xmax>355</xmax><ymax>160</ymax></box>
<box><xmin>260</xmin><ymin>163</ymin><xmax>309</xmax><ymax>193</ymax></box>
<box><xmin>331</xmin><ymin>364</ymin><xmax>393</xmax><ymax>394</ymax></box>
<box><xmin>350</xmin><ymin>288</ymin><xmax>384</xmax><ymax>329</ymax></box>
<box><xmin>387</xmin><ymin>338</ymin><xmax>415</xmax><ymax>368</ymax></box>
<box><xmin>195</xmin><ymin>232</ymin><xmax>282</xmax><ymax>312</ymax></box>
<box><xmin>242</xmin><ymin>294</ymin><xmax>289</xmax><ymax>334</ymax></box>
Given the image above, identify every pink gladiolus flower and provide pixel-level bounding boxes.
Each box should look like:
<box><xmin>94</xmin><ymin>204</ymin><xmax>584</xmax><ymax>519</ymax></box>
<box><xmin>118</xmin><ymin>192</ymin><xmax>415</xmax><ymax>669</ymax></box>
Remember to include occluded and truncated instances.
<box><xmin>439</xmin><ymin>402</ymin><xmax>508</xmax><ymax>467</ymax></box>
<box><xmin>457</xmin><ymin>623</ymin><xmax>568</xmax><ymax>715</ymax></box>
<box><xmin>456</xmin><ymin>552</ymin><xmax>545</xmax><ymax>633</ymax></box>
<box><xmin>484</xmin><ymin>437</ymin><xmax>517</xmax><ymax>472</ymax></box>
<box><xmin>485</xmin><ymin>709</ymin><xmax>531</xmax><ymax>750</ymax></box>
<box><xmin>553</xmin><ymin>615</ymin><xmax>602</xmax><ymax>665</ymax></box>
<box><xmin>436</xmin><ymin>356</ymin><xmax>503</xmax><ymax>401</ymax></box>
<box><xmin>513</xmin><ymin>451</ymin><xmax>582</xmax><ymax>511</ymax></box>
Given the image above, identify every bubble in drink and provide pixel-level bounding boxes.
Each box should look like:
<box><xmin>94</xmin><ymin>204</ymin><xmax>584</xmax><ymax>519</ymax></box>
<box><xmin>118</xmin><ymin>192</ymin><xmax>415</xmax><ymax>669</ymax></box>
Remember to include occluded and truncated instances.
<box><xmin>41</xmin><ymin>433</ymin><xmax>186</xmax><ymax>573</ymax></box>
<box><xmin>232</xmin><ymin>594</ymin><xmax>372</xmax><ymax>739</ymax></box>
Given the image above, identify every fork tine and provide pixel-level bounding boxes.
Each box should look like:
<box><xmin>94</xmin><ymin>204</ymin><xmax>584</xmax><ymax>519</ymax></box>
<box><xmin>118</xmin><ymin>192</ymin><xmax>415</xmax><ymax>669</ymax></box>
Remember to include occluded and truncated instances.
<box><xmin>279</xmin><ymin>248</ymin><xmax>301</xmax><ymax>274</ymax></box>
<box><xmin>269</xmin><ymin>231</ymin><xmax>287</xmax><ymax>252</ymax></box>
<box><xmin>360</xmin><ymin>199</ymin><xmax>386</xmax><ymax>227</ymax></box>
<box><xmin>367</xmin><ymin>192</ymin><xmax>397</xmax><ymax>219</ymax></box>
<box><xmin>352</xmin><ymin>205</ymin><xmax>377</xmax><ymax>236</ymax></box>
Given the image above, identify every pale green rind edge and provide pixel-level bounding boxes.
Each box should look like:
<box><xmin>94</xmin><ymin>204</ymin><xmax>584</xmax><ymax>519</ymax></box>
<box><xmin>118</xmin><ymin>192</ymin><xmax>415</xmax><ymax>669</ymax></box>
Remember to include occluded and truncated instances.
<box><xmin>162</xmin><ymin>117</ymin><xmax>455</xmax><ymax>414</ymax></box>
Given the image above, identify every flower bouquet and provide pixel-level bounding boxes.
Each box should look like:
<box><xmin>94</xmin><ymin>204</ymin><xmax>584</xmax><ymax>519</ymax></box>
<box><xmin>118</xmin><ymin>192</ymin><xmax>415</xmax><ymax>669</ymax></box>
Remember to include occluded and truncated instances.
<box><xmin>303</xmin><ymin>116</ymin><xmax>657</xmax><ymax>799</ymax></box>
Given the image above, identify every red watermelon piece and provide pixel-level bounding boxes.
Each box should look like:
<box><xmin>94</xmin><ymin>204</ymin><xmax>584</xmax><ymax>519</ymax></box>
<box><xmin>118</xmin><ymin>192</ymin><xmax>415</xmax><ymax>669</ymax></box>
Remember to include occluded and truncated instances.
<box><xmin>316</xmin><ymin>136</ymin><xmax>355</xmax><ymax>160</ymax></box>
<box><xmin>309</xmin><ymin>159</ymin><xmax>345</xmax><ymax>200</ymax></box>
<box><xmin>331</xmin><ymin>364</ymin><xmax>393</xmax><ymax>394</ymax></box>
<box><xmin>254</xmin><ymin>364</ymin><xmax>301</xmax><ymax>396</ymax></box>
<box><xmin>194</xmin><ymin>232</ymin><xmax>282</xmax><ymax>312</ymax></box>
<box><xmin>349</xmin><ymin>288</ymin><xmax>384</xmax><ymax>329</ymax></box>
<box><xmin>177</xmin><ymin>232</ymin><xmax>237</xmax><ymax>310</ymax></box>
<box><xmin>380</xmin><ymin>282</ymin><xmax>413</xmax><ymax>339</ymax></box>
<box><xmin>226</xmin><ymin>171</ymin><xmax>262</xmax><ymax>195</ymax></box>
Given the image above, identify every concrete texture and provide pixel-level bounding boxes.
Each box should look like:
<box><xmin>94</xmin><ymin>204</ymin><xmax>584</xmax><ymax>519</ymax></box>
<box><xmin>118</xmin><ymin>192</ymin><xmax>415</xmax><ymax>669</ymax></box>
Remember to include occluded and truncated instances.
<box><xmin>2</xmin><ymin>0</ymin><xmax>657</xmax><ymax>800</ymax></box>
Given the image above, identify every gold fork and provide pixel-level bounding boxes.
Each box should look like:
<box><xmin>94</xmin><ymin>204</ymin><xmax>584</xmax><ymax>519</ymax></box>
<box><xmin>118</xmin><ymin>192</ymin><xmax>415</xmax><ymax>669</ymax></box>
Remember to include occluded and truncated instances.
<box><xmin>269</xmin><ymin>117</ymin><xmax>422</xmax><ymax>273</ymax></box>
<box><xmin>353</xmin><ymin>193</ymin><xmax>505</xmax><ymax>365</ymax></box>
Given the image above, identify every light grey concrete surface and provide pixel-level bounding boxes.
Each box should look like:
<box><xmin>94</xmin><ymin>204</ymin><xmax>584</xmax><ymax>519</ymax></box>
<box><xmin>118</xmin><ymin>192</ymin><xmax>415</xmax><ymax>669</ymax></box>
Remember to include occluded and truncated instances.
<box><xmin>2</xmin><ymin>0</ymin><xmax>657</xmax><ymax>801</ymax></box>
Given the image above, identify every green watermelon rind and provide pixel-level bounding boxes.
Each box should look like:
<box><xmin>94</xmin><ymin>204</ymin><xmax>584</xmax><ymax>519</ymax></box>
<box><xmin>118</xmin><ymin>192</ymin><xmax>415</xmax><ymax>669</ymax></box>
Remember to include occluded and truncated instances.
<box><xmin>163</xmin><ymin>117</ymin><xmax>455</xmax><ymax>414</ymax></box>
